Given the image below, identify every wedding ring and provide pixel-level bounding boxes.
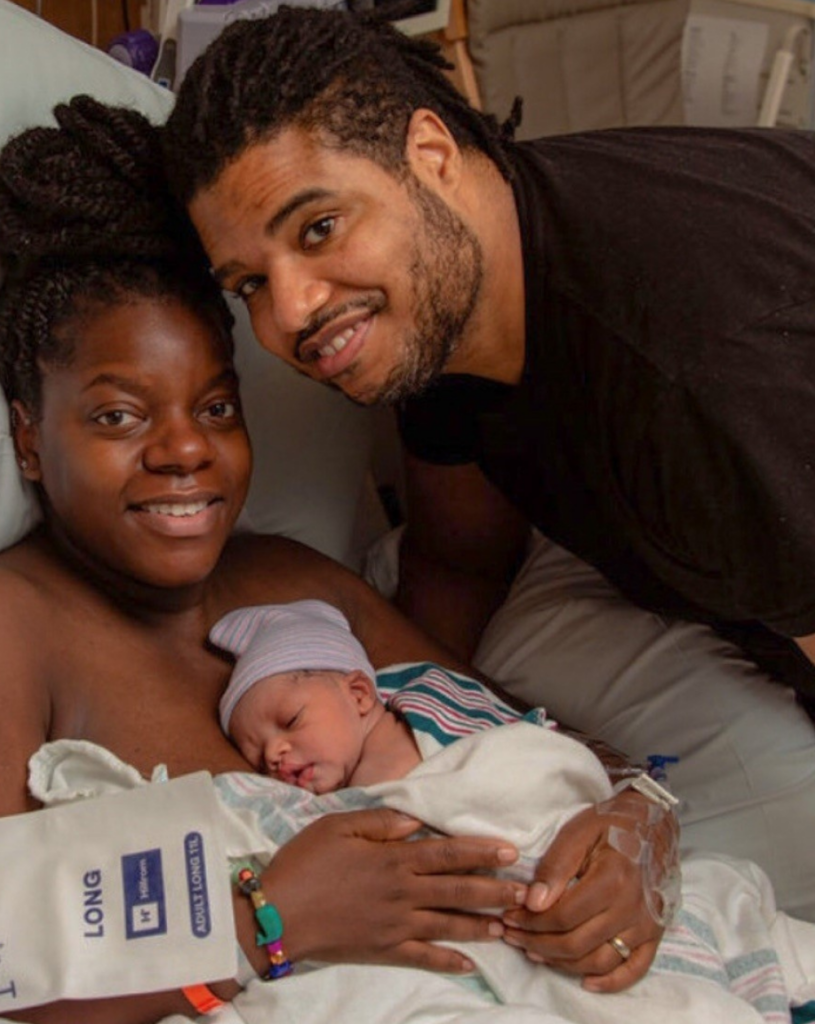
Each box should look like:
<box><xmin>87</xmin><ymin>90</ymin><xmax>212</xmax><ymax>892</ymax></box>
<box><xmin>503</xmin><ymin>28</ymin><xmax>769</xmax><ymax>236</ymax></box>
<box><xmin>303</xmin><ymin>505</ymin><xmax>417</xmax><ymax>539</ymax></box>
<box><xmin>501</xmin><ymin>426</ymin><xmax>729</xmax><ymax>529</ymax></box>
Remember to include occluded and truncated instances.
<box><xmin>608</xmin><ymin>935</ymin><xmax>632</xmax><ymax>961</ymax></box>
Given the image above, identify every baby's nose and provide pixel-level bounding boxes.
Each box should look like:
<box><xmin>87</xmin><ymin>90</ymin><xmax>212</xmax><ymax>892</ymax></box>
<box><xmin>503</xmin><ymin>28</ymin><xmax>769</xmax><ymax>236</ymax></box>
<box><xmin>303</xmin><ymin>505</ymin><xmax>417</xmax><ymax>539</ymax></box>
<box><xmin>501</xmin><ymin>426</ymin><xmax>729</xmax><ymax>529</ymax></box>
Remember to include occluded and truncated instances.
<box><xmin>264</xmin><ymin>736</ymin><xmax>288</xmax><ymax>772</ymax></box>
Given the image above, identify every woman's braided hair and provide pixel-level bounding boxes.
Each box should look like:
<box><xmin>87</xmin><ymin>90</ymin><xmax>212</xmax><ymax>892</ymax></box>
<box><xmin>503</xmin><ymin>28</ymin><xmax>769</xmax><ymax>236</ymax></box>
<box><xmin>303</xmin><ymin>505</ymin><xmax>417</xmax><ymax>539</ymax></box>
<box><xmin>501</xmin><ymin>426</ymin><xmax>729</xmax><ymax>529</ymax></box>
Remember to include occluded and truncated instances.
<box><xmin>0</xmin><ymin>95</ymin><xmax>233</xmax><ymax>413</ymax></box>
<box><xmin>163</xmin><ymin>4</ymin><xmax>520</xmax><ymax>205</ymax></box>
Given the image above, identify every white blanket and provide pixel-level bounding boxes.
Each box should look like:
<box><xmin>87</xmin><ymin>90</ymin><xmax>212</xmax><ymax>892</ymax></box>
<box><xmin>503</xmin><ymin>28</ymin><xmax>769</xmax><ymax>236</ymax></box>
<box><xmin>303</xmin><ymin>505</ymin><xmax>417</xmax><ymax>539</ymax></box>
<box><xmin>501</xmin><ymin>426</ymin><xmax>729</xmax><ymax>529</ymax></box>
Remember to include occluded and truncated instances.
<box><xmin>23</xmin><ymin>731</ymin><xmax>815</xmax><ymax>1024</ymax></box>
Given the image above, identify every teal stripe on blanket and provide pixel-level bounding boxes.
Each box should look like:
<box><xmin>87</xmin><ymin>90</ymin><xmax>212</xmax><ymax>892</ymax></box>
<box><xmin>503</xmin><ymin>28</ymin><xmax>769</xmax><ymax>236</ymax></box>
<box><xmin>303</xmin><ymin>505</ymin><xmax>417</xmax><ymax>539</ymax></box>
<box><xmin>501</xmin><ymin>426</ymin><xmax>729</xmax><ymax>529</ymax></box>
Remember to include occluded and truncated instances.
<box><xmin>377</xmin><ymin>663</ymin><xmax>527</xmax><ymax>747</ymax></box>
<box><xmin>654</xmin><ymin>908</ymin><xmax>789</xmax><ymax>1022</ymax></box>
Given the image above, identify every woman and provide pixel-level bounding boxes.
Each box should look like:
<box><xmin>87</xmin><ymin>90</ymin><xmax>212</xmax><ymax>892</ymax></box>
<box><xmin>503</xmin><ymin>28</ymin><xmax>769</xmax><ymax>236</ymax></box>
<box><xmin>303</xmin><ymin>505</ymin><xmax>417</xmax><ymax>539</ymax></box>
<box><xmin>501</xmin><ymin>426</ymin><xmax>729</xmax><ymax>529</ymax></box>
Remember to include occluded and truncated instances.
<box><xmin>0</xmin><ymin>96</ymin><xmax>672</xmax><ymax>1024</ymax></box>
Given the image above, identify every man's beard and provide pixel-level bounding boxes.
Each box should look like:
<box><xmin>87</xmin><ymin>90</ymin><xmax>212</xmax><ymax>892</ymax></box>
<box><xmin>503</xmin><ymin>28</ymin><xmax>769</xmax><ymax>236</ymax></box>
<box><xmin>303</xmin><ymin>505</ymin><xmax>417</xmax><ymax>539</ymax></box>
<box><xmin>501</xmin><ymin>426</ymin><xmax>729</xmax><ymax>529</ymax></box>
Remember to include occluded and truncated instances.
<box><xmin>357</xmin><ymin>176</ymin><xmax>484</xmax><ymax>406</ymax></box>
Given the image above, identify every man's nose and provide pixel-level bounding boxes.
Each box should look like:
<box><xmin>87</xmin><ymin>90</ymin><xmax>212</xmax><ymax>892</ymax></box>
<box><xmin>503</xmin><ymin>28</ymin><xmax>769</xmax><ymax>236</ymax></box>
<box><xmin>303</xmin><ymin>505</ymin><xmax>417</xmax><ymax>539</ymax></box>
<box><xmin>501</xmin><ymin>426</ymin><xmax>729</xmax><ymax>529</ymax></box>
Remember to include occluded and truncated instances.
<box><xmin>268</xmin><ymin>258</ymin><xmax>332</xmax><ymax>341</ymax></box>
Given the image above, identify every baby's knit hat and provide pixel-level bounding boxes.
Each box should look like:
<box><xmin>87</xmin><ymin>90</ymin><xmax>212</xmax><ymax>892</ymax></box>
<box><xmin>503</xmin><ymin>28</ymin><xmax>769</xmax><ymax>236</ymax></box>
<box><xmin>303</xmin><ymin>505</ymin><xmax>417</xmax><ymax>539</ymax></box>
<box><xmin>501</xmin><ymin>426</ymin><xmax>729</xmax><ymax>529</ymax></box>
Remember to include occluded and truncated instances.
<box><xmin>211</xmin><ymin>599</ymin><xmax>376</xmax><ymax>733</ymax></box>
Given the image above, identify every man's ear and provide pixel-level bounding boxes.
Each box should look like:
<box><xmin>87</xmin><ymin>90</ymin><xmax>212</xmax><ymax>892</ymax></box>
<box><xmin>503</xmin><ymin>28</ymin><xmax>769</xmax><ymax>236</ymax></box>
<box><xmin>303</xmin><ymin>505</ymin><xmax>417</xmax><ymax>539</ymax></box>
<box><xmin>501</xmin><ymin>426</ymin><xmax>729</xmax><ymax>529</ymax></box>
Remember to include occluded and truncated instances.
<box><xmin>345</xmin><ymin>670</ymin><xmax>379</xmax><ymax>717</ymax></box>
<box><xmin>10</xmin><ymin>400</ymin><xmax>42</xmax><ymax>482</ymax></box>
<box><xmin>404</xmin><ymin>108</ymin><xmax>463</xmax><ymax>192</ymax></box>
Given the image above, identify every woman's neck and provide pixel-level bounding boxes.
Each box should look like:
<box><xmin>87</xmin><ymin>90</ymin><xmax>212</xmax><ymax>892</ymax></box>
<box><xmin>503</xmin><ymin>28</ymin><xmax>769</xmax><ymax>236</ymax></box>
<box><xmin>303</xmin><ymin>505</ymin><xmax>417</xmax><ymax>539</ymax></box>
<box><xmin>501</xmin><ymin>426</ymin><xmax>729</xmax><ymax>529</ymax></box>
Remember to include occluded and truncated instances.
<box><xmin>37</xmin><ymin>521</ymin><xmax>211</xmax><ymax>621</ymax></box>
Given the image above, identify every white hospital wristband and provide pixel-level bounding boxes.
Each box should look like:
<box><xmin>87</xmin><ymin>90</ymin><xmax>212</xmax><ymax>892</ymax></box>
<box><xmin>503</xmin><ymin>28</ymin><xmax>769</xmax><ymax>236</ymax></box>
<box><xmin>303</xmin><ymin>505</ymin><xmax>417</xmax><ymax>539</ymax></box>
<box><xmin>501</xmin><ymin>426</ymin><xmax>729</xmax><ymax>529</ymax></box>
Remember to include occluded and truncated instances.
<box><xmin>613</xmin><ymin>773</ymin><xmax>679</xmax><ymax>812</ymax></box>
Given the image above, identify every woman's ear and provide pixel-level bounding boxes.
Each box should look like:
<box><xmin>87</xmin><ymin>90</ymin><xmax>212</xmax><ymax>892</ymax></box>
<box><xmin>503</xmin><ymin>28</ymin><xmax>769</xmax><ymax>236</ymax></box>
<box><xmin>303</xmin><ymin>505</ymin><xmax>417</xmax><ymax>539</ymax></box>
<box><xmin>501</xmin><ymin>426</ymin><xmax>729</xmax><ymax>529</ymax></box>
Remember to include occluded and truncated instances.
<box><xmin>404</xmin><ymin>108</ymin><xmax>463</xmax><ymax>192</ymax></box>
<box><xmin>10</xmin><ymin>400</ymin><xmax>42</xmax><ymax>482</ymax></box>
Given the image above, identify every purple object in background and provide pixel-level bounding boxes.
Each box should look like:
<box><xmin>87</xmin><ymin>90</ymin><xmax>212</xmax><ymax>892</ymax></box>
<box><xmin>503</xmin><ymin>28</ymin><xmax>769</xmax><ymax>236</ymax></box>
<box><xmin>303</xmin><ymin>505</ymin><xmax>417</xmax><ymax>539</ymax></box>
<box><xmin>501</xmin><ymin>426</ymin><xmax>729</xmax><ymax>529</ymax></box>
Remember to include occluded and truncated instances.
<box><xmin>108</xmin><ymin>28</ymin><xmax>159</xmax><ymax>76</ymax></box>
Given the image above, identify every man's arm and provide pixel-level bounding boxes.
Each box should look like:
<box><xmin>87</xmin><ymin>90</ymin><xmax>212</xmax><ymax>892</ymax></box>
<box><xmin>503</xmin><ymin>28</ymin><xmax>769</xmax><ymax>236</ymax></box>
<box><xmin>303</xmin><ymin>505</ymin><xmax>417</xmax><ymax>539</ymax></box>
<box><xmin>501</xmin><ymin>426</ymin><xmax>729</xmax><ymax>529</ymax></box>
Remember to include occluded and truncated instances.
<box><xmin>397</xmin><ymin>455</ymin><xmax>530</xmax><ymax>661</ymax></box>
<box><xmin>390</xmin><ymin>462</ymin><xmax>680</xmax><ymax>989</ymax></box>
<box><xmin>795</xmin><ymin>631</ymin><xmax>815</xmax><ymax>668</ymax></box>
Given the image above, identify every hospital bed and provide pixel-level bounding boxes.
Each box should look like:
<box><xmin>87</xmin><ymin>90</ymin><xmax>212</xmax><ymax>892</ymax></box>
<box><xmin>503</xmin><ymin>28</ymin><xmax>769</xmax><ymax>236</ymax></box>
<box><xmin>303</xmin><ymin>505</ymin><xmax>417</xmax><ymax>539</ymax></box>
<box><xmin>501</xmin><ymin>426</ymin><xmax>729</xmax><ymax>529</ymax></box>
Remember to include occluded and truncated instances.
<box><xmin>1</xmin><ymin>2</ymin><xmax>815</xmax><ymax>1018</ymax></box>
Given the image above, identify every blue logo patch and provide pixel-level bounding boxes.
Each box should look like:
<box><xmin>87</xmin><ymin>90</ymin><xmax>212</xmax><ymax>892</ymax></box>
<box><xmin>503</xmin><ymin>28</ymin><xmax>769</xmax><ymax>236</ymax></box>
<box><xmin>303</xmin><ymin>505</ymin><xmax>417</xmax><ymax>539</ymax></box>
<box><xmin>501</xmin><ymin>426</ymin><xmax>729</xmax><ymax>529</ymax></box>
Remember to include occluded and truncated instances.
<box><xmin>121</xmin><ymin>849</ymin><xmax>166</xmax><ymax>940</ymax></box>
<box><xmin>184</xmin><ymin>832</ymin><xmax>212</xmax><ymax>938</ymax></box>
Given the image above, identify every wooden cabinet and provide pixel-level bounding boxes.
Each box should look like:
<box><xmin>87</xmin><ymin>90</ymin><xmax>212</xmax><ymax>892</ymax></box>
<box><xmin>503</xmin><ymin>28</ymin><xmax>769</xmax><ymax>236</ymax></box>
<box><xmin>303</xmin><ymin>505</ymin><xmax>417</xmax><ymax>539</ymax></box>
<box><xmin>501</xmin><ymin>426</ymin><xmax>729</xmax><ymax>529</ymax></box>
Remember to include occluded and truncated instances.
<box><xmin>7</xmin><ymin>0</ymin><xmax>143</xmax><ymax>49</ymax></box>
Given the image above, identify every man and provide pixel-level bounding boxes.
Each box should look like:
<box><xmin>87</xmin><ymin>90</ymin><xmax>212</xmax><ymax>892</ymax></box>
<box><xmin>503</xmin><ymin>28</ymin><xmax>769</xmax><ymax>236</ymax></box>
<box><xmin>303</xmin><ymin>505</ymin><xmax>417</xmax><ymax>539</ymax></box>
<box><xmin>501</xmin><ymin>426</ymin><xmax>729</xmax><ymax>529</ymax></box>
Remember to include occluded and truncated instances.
<box><xmin>162</xmin><ymin>6</ymin><xmax>815</xmax><ymax>926</ymax></box>
<box><xmin>163</xmin><ymin>7</ymin><xmax>815</xmax><ymax>710</ymax></box>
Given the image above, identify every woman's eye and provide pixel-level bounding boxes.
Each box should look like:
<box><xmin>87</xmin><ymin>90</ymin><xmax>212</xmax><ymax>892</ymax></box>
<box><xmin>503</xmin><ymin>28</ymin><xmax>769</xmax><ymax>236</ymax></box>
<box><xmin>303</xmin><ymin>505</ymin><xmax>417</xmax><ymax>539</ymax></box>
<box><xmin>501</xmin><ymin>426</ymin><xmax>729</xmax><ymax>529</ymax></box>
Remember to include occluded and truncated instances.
<box><xmin>302</xmin><ymin>216</ymin><xmax>335</xmax><ymax>248</ymax></box>
<box><xmin>234</xmin><ymin>276</ymin><xmax>264</xmax><ymax>301</ymax></box>
<box><xmin>93</xmin><ymin>409</ymin><xmax>137</xmax><ymax>428</ymax></box>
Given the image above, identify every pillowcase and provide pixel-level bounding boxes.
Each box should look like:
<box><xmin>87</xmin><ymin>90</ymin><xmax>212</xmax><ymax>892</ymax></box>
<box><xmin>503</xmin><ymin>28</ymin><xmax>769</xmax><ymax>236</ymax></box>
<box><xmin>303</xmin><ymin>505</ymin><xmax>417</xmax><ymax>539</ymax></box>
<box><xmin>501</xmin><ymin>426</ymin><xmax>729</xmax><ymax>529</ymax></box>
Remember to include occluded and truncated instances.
<box><xmin>0</xmin><ymin>0</ymin><xmax>173</xmax><ymax>137</ymax></box>
<box><xmin>0</xmin><ymin>0</ymin><xmax>377</xmax><ymax>566</ymax></box>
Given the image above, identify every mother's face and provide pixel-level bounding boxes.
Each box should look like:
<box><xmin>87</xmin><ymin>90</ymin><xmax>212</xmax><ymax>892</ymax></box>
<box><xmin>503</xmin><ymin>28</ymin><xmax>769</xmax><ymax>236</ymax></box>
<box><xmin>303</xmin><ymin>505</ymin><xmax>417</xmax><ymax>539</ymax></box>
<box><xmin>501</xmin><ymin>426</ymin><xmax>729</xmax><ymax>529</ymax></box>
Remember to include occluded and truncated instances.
<box><xmin>14</xmin><ymin>296</ymin><xmax>251</xmax><ymax>591</ymax></box>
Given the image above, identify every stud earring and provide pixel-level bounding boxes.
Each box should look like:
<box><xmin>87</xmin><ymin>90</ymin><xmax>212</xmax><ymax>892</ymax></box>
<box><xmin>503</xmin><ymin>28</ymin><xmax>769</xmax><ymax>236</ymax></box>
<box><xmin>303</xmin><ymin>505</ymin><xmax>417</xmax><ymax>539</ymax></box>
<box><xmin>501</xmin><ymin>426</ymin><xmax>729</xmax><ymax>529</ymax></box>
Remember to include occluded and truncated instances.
<box><xmin>18</xmin><ymin>458</ymin><xmax>28</xmax><ymax>471</ymax></box>
<box><xmin>11</xmin><ymin>408</ymin><xmax>31</xmax><ymax>429</ymax></box>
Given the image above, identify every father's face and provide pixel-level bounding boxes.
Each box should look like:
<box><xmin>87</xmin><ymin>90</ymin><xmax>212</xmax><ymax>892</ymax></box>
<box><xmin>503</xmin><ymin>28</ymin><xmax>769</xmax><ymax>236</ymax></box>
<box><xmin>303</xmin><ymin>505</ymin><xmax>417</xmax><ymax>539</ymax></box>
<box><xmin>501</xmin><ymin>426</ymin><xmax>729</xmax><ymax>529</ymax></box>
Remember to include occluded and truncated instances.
<box><xmin>189</xmin><ymin>127</ymin><xmax>483</xmax><ymax>405</ymax></box>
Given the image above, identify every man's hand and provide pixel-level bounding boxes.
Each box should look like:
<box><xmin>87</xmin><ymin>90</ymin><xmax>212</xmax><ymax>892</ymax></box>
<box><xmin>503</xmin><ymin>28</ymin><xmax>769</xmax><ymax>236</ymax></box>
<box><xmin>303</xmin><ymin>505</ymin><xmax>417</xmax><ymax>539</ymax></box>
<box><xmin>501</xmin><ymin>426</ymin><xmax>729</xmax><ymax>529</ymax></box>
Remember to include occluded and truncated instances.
<box><xmin>502</xmin><ymin>790</ymin><xmax>680</xmax><ymax>993</ymax></box>
<box><xmin>256</xmin><ymin>808</ymin><xmax>527</xmax><ymax>974</ymax></box>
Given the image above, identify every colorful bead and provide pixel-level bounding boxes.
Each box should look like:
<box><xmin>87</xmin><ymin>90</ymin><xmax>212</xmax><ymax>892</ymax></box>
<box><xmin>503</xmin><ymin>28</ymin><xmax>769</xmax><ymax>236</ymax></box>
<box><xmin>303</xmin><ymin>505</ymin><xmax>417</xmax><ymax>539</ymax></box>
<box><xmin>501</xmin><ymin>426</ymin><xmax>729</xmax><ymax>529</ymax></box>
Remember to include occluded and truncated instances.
<box><xmin>234</xmin><ymin>864</ymin><xmax>293</xmax><ymax>980</ymax></box>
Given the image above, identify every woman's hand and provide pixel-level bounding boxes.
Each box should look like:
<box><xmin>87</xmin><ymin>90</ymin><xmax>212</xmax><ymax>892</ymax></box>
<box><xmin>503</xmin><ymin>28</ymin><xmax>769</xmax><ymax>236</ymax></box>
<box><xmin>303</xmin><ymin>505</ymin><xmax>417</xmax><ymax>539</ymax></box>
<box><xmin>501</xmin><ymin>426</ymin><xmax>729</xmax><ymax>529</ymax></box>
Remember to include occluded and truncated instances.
<box><xmin>248</xmin><ymin>808</ymin><xmax>526</xmax><ymax>974</ymax></box>
<box><xmin>501</xmin><ymin>790</ymin><xmax>680</xmax><ymax>993</ymax></box>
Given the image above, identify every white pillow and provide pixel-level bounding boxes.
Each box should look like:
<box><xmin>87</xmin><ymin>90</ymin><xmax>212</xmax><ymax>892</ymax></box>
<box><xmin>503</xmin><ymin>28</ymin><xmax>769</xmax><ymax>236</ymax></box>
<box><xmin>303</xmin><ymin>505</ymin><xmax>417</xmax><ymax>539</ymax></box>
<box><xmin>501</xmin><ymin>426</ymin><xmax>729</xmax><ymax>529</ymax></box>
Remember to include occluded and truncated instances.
<box><xmin>0</xmin><ymin>0</ymin><xmax>173</xmax><ymax>135</ymax></box>
<box><xmin>229</xmin><ymin>302</ymin><xmax>375</xmax><ymax>565</ymax></box>
<box><xmin>0</xmin><ymin>0</ymin><xmax>376</xmax><ymax>566</ymax></box>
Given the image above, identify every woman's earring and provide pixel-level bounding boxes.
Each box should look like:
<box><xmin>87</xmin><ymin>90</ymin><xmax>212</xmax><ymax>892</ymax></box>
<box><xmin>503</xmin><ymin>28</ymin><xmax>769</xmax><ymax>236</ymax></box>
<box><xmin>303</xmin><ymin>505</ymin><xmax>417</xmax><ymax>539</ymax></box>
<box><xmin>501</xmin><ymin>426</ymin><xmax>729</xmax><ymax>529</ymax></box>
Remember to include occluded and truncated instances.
<box><xmin>18</xmin><ymin>458</ymin><xmax>28</xmax><ymax>471</ymax></box>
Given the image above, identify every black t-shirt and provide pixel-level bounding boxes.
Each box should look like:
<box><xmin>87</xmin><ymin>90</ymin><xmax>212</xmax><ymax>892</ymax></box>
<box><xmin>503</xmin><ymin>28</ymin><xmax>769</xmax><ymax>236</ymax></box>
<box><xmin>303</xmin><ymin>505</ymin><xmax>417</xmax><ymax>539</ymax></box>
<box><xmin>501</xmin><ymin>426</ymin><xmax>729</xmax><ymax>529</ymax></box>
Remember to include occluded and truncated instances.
<box><xmin>400</xmin><ymin>127</ymin><xmax>815</xmax><ymax>641</ymax></box>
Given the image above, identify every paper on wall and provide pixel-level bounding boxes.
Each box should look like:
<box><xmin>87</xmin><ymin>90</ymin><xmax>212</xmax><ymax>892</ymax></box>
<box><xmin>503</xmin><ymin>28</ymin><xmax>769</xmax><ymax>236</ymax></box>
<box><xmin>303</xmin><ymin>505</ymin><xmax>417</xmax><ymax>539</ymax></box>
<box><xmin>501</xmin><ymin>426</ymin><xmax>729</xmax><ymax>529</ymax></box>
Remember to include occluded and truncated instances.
<box><xmin>0</xmin><ymin>772</ymin><xmax>236</xmax><ymax>1012</ymax></box>
<box><xmin>682</xmin><ymin>14</ymin><xmax>769</xmax><ymax>125</ymax></box>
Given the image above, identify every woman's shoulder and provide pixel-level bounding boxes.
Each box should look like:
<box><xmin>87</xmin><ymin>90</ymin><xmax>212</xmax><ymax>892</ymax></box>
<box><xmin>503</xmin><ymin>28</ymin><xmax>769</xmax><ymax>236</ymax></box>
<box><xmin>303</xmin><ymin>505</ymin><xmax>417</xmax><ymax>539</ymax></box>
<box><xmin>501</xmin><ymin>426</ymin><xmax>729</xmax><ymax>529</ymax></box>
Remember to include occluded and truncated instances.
<box><xmin>214</xmin><ymin>530</ymin><xmax>361</xmax><ymax>612</ymax></box>
<box><xmin>0</xmin><ymin>530</ymin><xmax>109</xmax><ymax>641</ymax></box>
<box><xmin>0</xmin><ymin>536</ymin><xmax>55</xmax><ymax>617</ymax></box>
<box><xmin>0</xmin><ymin>541</ymin><xmax>55</xmax><ymax>754</ymax></box>
<box><xmin>0</xmin><ymin>549</ymin><xmax>77</xmax><ymax>677</ymax></box>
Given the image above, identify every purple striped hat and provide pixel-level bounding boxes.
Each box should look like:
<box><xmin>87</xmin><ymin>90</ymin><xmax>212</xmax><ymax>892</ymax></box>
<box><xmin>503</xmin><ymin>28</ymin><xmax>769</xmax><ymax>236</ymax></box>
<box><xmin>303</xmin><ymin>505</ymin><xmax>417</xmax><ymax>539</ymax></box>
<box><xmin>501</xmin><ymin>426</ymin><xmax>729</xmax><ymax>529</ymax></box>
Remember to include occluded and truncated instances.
<box><xmin>211</xmin><ymin>600</ymin><xmax>376</xmax><ymax>733</ymax></box>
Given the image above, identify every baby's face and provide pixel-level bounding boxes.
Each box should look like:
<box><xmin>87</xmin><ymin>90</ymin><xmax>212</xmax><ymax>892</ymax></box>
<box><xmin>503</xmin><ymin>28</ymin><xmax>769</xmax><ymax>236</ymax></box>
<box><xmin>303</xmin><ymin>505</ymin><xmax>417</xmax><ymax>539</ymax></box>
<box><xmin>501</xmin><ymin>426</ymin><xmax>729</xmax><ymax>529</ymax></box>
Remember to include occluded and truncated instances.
<box><xmin>229</xmin><ymin>669</ymin><xmax>374</xmax><ymax>794</ymax></box>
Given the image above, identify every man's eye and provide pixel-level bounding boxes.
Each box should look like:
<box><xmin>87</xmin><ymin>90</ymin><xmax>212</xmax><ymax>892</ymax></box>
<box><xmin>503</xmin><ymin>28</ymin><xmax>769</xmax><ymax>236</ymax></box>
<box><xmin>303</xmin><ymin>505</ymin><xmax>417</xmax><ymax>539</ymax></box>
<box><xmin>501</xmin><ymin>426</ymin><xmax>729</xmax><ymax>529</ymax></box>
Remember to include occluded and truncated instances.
<box><xmin>302</xmin><ymin>216</ymin><xmax>335</xmax><ymax>248</ymax></box>
<box><xmin>93</xmin><ymin>410</ymin><xmax>137</xmax><ymax>428</ymax></box>
<box><xmin>234</xmin><ymin>276</ymin><xmax>264</xmax><ymax>301</ymax></box>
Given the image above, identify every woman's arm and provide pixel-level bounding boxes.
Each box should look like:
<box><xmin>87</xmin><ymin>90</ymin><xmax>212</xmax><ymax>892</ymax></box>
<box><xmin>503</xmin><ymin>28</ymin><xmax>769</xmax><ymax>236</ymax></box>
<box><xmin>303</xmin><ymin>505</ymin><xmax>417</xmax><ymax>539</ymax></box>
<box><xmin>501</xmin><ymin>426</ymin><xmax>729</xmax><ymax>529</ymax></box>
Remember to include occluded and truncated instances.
<box><xmin>221</xmin><ymin>533</ymin><xmax>505</xmax><ymax>680</ymax></box>
<box><xmin>0</xmin><ymin>563</ymin><xmax>522</xmax><ymax>1024</ymax></box>
<box><xmin>246</xmin><ymin>810</ymin><xmax>524</xmax><ymax>974</ymax></box>
<box><xmin>0</xmin><ymin>599</ymin><xmax>212</xmax><ymax>1024</ymax></box>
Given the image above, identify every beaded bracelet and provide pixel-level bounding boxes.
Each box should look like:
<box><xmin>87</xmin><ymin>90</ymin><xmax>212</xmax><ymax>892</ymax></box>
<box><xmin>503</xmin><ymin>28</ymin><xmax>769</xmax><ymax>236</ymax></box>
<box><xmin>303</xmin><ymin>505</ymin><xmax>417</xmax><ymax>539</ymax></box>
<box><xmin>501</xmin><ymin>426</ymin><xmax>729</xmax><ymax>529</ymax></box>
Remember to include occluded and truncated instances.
<box><xmin>234</xmin><ymin>865</ymin><xmax>294</xmax><ymax>980</ymax></box>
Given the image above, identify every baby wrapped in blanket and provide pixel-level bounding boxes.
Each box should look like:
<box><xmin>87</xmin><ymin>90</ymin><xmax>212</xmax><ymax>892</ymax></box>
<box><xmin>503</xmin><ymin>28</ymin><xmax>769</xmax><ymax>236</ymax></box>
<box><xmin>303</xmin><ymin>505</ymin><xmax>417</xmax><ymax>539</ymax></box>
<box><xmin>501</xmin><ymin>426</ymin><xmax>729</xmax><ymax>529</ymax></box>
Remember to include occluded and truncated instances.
<box><xmin>29</xmin><ymin>601</ymin><xmax>815</xmax><ymax>1024</ymax></box>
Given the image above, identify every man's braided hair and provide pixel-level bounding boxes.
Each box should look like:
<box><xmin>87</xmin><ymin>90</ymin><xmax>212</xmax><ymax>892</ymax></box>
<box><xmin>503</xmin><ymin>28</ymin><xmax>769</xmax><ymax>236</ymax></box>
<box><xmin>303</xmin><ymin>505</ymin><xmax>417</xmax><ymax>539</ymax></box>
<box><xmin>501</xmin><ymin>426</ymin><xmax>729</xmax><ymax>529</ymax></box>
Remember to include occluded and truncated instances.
<box><xmin>0</xmin><ymin>95</ymin><xmax>233</xmax><ymax>413</ymax></box>
<box><xmin>163</xmin><ymin>4</ymin><xmax>520</xmax><ymax>205</ymax></box>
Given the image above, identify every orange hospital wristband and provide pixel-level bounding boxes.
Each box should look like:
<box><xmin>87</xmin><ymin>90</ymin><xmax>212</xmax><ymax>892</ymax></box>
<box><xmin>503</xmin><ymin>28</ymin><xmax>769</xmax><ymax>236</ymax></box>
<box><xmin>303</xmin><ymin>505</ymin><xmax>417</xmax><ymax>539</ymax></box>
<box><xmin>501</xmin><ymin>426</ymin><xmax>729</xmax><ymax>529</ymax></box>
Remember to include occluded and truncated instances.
<box><xmin>182</xmin><ymin>983</ymin><xmax>225</xmax><ymax>1016</ymax></box>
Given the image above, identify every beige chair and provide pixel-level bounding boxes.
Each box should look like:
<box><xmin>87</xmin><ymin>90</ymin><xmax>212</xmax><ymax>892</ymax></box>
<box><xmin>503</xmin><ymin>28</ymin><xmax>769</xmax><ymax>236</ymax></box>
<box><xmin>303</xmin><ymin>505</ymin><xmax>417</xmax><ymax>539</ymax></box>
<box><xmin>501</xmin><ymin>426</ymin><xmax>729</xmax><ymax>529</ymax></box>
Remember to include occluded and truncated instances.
<box><xmin>462</xmin><ymin>0</ymin><xmax>688</xmax><ymax>138</ymax></box>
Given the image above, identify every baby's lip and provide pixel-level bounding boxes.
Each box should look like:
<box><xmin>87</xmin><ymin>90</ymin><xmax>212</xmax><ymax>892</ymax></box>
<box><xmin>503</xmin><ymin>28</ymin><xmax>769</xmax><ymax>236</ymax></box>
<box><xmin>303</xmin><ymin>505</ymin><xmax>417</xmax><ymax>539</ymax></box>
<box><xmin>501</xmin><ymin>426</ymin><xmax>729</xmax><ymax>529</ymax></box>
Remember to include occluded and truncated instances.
<box><xmin>277</xmin><ymin>763</ymin><xmax>315</xmax><ymax>788</ymax></box>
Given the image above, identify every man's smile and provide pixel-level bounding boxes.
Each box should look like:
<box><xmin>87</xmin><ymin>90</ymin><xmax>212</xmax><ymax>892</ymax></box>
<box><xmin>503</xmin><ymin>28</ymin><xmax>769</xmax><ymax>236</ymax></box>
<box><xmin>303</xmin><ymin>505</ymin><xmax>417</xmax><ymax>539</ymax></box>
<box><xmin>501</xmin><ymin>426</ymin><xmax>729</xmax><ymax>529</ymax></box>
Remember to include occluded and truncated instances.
<box><xmin>297</xmin><ymin>312</ymin><xmax>377</xmax><ymax>385</ymax></box>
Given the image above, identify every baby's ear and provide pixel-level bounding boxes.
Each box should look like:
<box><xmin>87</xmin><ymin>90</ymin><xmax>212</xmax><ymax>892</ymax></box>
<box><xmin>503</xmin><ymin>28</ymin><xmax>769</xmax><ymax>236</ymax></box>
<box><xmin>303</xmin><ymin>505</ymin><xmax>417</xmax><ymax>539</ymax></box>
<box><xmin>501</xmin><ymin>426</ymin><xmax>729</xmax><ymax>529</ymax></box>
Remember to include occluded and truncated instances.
<box><xmin>345</xmin><ymin>670</ymin><xmax>378</xmax><ymax>716</ymax></box>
